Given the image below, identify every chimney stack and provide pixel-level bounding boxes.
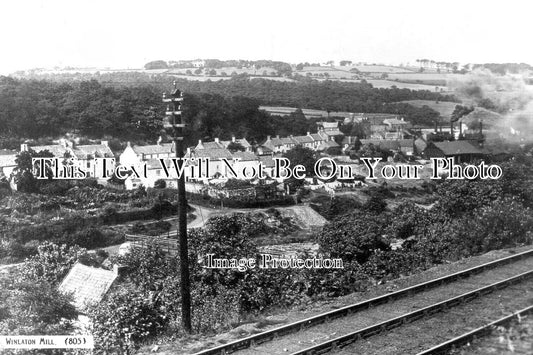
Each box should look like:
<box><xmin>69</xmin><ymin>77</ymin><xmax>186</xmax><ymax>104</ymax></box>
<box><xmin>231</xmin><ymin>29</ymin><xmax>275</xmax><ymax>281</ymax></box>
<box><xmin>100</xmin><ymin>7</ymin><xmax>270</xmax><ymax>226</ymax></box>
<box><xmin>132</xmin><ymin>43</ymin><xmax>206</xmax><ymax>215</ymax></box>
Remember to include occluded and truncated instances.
<box><xmin>267</xmin><ymin>135</ymin><xmax>271</xmax><ymax>140</ymax></box>
<box><xmin>101</xmin><ymin>140</ymin><xmax>109</xmax><ymax>147</ymax></box>
<box><xmin>232</xmin><ymin>136</ymin><xmax>236</xmax><ymax>143</ymax></box>
<box><xmin>21</xmin><ymin>143</ymin><xmax>28</xmax><ymax>152</ymax></box>
<box><xmin>214</xmin><ymin>137</ymin><xmax>219</xmax><ymax>144</ymax></box>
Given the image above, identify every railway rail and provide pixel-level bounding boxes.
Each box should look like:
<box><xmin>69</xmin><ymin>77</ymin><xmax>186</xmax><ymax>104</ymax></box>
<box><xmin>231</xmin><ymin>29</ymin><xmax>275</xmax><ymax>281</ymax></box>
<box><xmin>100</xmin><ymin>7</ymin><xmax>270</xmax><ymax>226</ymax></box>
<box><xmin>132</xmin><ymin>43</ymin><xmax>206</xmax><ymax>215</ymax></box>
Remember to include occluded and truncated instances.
<box><xmin>293</xmin><ymin>269</ymin><xmax>533</xmax><ymax>354</ymax></box>
<box><xmin>194</xmin><ymin>249</ymin><xmax>533</xmax><ymax>355</ymax></box>
<box><xmin>416</xmin><ymin>304</ymin><xmax>533</xmax><ymax>355</ymax></box>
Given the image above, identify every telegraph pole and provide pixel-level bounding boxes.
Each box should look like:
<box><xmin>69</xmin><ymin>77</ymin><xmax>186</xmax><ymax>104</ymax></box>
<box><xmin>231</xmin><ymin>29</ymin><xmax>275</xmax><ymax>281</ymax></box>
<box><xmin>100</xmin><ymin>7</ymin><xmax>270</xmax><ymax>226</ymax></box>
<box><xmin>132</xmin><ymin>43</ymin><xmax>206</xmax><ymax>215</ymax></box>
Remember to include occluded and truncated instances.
<box><xmin>163</xmin><ymin>82</ymin><xmax>192</xmax><ymax>332</ymax></box>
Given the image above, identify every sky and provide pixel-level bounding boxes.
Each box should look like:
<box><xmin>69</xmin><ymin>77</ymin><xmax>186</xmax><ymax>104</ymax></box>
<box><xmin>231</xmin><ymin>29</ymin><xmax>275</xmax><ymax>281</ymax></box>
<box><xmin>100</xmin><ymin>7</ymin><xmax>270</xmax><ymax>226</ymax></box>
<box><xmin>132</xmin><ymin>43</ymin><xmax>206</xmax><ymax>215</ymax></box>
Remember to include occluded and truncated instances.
<box><xmin>0</xmin><ymin>0</ymin><xmax>532</xmax><ymax>74</ymax></box>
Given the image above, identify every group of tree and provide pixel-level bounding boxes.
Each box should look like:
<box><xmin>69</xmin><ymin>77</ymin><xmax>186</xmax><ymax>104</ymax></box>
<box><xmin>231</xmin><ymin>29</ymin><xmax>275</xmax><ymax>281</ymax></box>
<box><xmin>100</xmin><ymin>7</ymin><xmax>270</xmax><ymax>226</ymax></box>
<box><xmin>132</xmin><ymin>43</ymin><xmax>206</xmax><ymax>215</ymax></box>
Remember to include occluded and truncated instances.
<box><xmin>0</xmin><ymin>75</ymin><xmax>454</xmax><ymax>149</ymax></box>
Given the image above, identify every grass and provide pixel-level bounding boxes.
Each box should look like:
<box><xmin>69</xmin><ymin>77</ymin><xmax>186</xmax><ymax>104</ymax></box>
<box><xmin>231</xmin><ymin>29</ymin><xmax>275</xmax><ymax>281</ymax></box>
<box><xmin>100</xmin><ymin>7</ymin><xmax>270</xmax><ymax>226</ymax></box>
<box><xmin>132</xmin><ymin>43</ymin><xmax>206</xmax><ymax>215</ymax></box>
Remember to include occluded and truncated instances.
<box><xmin>402</xmin><ymin>99</ymin><xmax>461</xmax><ymax>118</ymax></box>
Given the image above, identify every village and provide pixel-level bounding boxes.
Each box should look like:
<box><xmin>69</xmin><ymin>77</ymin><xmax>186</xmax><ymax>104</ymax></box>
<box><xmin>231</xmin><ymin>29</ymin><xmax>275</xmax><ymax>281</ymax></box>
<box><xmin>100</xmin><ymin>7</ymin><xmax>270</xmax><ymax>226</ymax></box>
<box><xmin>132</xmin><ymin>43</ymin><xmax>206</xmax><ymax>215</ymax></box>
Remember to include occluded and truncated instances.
<box><xmin>0</xmin><ymin>106</ymin><xmax>506</xmax><ymax>199</ymax></box>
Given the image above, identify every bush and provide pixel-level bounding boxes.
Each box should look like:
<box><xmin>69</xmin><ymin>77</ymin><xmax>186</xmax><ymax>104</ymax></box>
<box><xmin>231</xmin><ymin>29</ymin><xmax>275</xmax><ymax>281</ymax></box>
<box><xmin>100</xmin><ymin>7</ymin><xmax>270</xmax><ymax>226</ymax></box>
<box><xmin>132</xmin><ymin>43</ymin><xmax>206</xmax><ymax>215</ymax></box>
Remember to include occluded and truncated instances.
<box><xmin>154</xmin><ymin>179</ymin><xmax>166</xmax><ymax>189</ymax></box>
<box><xmin>71</xmin><ymin>227</ymin><xmax>107</xmax><ymax>249</ymax></box>
<box><xmin>317</xmin><ymin>211</ymin><xmax>390</xmax><ymax>264</ymax></box>
<box><xmin>89</xmin><ymin>286</ymin><xmax>168</xmax><ymax>354</ymax></box>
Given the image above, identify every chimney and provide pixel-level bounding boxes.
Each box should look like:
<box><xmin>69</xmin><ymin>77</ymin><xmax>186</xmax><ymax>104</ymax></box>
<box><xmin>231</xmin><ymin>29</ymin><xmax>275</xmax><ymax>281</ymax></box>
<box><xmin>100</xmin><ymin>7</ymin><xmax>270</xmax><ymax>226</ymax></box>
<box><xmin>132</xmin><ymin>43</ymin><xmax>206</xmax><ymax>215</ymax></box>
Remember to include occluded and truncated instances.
<box><xmin>113</xmin><ymin>264</ymin><xmax>126</xmax><ymax>276</ymax></box>
<box><xmin>276</xmin><ymin>135</ymin><xmax>280</xmax><ymax>139</ymax></box>
<box><xmin>186</xmin><ymin>147</ymin><xmax>191</xmax><ymax>155</ymax></box>
<box><xmin>101</xmin><ymin>140</ymin><xmax>109</xmax><ymax>147</ymax></box>
<box><xmin>198</xmin><ymin>139</ymin><xmax>202</xmax><ymax>146</ymax></box>
<box><xmin>232</xmin><ymin>136</ymin><xmax>236</xmax><ymax>143</ymax></box>
<box><xmin>59</xmin><ymin>138</ymin><xmax>67</xmax><ymax>148</ymax></box>
<box><xmin>127</xmin><ymin>141</ymin><xmax>131</xmax><ymax>148</ymax></box>
<box><xmin>307</xmin><ymin>131</ymin><xmax>310</xmax><ymax>136</ymax></box>
<box><xmin>267</xmin><ymin>135</ymin><xmax>271</xmax><ymax>140</ymax></box>
<box><xmin>157</xmin><ymin>136</ymin><xmax>163</xmax><ymax>145</ymax></box>
<box><xmin>21</xmin><ymin>143</ymin><xmax>28</xmax><ymax>152</ymax></box>
<box><xmin>215</xmin><ymin>137</ymin><xmax>219</xmax><ymax>144</ymax></box>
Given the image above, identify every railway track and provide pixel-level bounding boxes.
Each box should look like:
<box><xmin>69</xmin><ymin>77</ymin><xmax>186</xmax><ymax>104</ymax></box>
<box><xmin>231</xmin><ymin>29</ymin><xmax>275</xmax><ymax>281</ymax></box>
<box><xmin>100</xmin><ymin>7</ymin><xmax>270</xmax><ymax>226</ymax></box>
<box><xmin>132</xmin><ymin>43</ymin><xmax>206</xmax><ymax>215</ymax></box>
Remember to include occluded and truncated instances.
<box><xmin>416</xmin><ymin>305</ymin><xmax>533</xmax><ymax>355</ymax></box>
<box><xmin>194</xmin><ymin>249</ymin><xmax>533</xmax><ymax>355</ymax></box>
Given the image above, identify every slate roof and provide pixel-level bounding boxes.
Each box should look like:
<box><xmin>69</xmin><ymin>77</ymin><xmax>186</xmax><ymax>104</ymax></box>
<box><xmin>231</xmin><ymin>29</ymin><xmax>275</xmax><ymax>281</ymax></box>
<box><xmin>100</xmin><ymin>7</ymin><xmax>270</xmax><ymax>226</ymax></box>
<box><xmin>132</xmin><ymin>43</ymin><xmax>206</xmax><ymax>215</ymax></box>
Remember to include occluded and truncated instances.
<box><xmin>292</xmin><ymin>135</ymin><xmax>314</xmax><ymax>144</ymax></box>
<box><xmin>384</xmin><ymin>118</ymin><xmax>408</xmax><ymax>126</ymax></box>
<box><xmin>31</xmin><ymin>145</ymin><xmax>70</xmax><ymax>157</ymax></box>
<box><xmin>233</xmin><ymin>151</ymin><xmax>258</xmax><ymax>161</ymax></box>
<box><xmin>262</xmin><ymin>137</ymin><xmax>284</xmax><ymax>149</ymax></box>
<box><xmin>309</xmin><ymin>133</ymin><xmax>326</xmax><ymax>141</ymax></box>
<box><xmin>322</xmin><ymin>129</ymin><xmax>344</xmax><ymax>136</ymax></box>
<box><xmin>432</xmin><ymin>141</ymin><xmax>483</xmax><ymax>156</ymax></box>
<box><xmin>73</xmin><ymin>144</ymin><xmax>114</xmax><ymax>159</ymax></box>
<box><xmin>0</xmin><ymin>151</ymin><xmax>17</xmax><ymax>168</ymax></box>
<box><xmin>59</xmin><ymin>263</ymin><xmax>118</xmax><ymax>309</ymax></box>
<box><xmin>259</xmin><ymin>155</ymin><xmax>276</xmax><ymax>167</ymax></box>
<box><xmin>317</xmin><ymin>140</ymin><xmax>340</xmax><ymax>151</ymax></box>
<box><xmin>132</xmin><ymin>143</ymin><xmax>174</xmax><ymax>155</ymax></box>
<box><xmin>318</xmin><ymin>121</ymin><xmax>340</xmax><ymax>129</ymax></box>
<box><xmin>221</xmin><ymin>138</ymin><xmax>252</xmax><ymax>149</ymax></box>
<box><xmin>280</xmin><ymin>137</ymin><xmax>297</xmax><ymax>145</ymax></box>
<box><xmin>196</xmin><ymin>141</ymin><xmax>226</xmax><ymax>150</ymax></box>
<box><xmin>189</xmin><ymin>148</ymin><xmax>234</xmax><ymax>160</ymax></box>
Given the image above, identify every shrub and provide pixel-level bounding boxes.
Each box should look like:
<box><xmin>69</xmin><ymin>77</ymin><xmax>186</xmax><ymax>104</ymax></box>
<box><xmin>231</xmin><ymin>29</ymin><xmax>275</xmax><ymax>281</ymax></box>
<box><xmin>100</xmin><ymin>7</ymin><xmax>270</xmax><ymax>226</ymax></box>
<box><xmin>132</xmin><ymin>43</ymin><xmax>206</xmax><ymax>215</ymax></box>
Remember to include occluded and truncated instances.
<box><xmin>89</xmin><ymin>286</ymin><xmax>168</xmax><ymax>354</ymax></box>
<box><xmin>154</xmin><ymin>179</ymin><xmax>166</xmax><ymax>189</ymax></box>
<box><xmin>317</xmin><ymin>211</ymin><xmax>390</xmax><ymax>264</ymax></box>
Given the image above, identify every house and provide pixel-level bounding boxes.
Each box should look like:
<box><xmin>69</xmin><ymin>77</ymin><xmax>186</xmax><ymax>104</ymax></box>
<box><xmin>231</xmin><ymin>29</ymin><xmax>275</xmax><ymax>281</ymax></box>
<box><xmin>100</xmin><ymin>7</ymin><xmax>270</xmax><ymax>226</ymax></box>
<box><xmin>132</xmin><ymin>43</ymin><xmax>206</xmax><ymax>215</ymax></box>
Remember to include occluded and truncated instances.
<box><xmin>22</xmin><ymin>139</ymin><xmax>115</xmax><ymax>177</ymax></box>
<box><xmin>256</xmin><ymin>144</ymin><xmax>273</xmax><ymax>156</ymax></box>
<box><xmin>191</xmin><ymin>59</ymin><xmax>205</xmax><ymax>68</ymax></box>
<box><xmin>0</xmin><ymin>149</ymin><xmax>17</xmax><ymax>181</ymax></box>
<box><xmin>423</xmin><ymin>140</ymin><xmax>484</xmax><ymax>163</ymax></box>
<box><xmin>195</xmin><ymin>138</ymin><xmax>226</xmax><ymax>150</ymax></box>
<box><xmin>58</xmin><ymin>262</ymin><xmax>119</xmax><ymax>310</ymax></box>
<box><xmin>185</xmin><ymin>146</ymin><xmax>236</xmax><ymax>180</ymax></box>
<box><xmin>359</xmin><ymin>139</ymin><xmax>414</xmax><ymax>155</ymax></box>
<box><xmin>317</xmin><ymin>121</ymin><xmax>344</xmax><ymax>139</ymax></box>
<box><xmin>232</xmin><ymin>151</ymin><xmax>260</xmax><ymax>177</ymax></box>
<box><xmin>316</xmin><ymin>140</ymin><xmax>340</xmax><ymax>152</ymax></box>
<box><xmin>292</xmin><ymin>133</ymin><xmax>315</xmax><ymax>149</ymax></box>
<box><xmin>261</xmin><ymin>135</ymin><xmax>297</xmax><ymax>153</ymax></box>
<box><xmin>119</xmin><ymin>141</ymin><xmax>174</xmax><ymax>167</ymax></box>
<box><xmin>70</xmin><ymin>142</ymin><xmax>114</xmax><ymax>177</ymax></box>
<box><xmin>308</xmin><ymin>132</ymin><xmax>328</xmax><ymax>149</ymax></box>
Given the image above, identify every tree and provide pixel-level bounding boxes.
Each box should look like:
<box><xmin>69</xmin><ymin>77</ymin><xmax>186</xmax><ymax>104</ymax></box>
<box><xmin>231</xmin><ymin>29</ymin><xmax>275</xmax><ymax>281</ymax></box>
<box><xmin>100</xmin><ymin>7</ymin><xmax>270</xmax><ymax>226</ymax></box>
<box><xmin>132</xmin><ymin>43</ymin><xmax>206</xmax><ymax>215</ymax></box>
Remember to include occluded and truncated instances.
<box><xmin>226</xmin><ymin>142</ymin><xmax>245</xmax><ymax>152</ymax></box>
<box><xmin>154</xmin><ymin>179</ymin><xmax>167</xmax><ymax>189</ymax></box>
<box><xmin>143</xmin><ymin>60</ymin><xmax>168</xmax><ymax>70</ymax></box>
<box><xmin>13</xmin><ymin>149</ymin><xmax>55</xmax><ymax>193</ymax></box>
<box><xmin>317</xmin><ymin>211</ymin><xmax>390</xmax><ymax>264</ymax></box>
<box><xmin>21</xmin><ymin>242</ymin><xmax>88</xmax><ymax>285</ymax></box>
<box><xmin>282</xmin><ymin>146</ymin><xmax>317</xmax><ymax>176</ymax></box>
<box><xmin>0</xmin><ymin>279</ymin><xmax>78</xmax><ymax>335</ymax></box>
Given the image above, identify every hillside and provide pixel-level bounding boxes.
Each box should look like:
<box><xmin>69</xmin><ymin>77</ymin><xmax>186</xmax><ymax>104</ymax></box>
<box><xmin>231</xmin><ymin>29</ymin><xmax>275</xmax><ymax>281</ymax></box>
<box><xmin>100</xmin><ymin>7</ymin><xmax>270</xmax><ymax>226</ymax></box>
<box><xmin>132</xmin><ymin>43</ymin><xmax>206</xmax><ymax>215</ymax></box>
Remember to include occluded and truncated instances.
<box><xmin>401</xmin><ymin>100</ymin><xmax>461</xmax><ymax>119</ymax></box>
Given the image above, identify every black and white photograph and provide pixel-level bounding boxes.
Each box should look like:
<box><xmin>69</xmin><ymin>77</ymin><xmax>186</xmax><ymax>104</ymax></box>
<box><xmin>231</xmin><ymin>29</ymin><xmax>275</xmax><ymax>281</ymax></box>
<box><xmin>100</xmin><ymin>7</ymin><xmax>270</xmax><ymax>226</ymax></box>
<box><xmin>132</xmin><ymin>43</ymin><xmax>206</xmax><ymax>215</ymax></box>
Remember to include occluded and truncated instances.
<box><xmin>1</xmin><ymin>1</ymin><xmax>533</xmax><ymax>354</ymax></box>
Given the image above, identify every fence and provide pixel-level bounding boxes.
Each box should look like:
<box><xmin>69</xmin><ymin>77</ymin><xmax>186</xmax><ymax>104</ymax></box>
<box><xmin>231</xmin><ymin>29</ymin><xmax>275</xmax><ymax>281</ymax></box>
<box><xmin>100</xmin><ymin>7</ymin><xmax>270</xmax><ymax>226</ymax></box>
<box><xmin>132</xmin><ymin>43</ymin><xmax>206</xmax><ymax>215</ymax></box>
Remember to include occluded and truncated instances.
<box><xmin>125</xmin><ymin>234</ymin><xmax>179</xmax><ymax>256</ymax></box>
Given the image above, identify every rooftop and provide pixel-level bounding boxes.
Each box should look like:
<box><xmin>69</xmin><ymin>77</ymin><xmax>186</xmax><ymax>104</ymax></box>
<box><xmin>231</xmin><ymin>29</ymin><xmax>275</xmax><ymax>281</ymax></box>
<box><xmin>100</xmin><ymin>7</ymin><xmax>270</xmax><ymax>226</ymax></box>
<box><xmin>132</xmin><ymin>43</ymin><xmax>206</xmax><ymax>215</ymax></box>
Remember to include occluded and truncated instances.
<box><xmin>58</xmin><ymin>263</ymin><xmax>118</xmax><ymax>310</ymax></box>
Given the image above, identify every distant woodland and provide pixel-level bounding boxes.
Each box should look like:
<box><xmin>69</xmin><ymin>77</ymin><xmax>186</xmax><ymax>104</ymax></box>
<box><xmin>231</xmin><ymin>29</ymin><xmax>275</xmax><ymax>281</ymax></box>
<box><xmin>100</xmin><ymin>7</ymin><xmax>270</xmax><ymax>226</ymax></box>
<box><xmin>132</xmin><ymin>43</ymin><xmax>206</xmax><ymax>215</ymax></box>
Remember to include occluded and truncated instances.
<box><xmin>0</xmin><ymin>75</ymin><xmax>455</xmax><ymax>147</ymax></box>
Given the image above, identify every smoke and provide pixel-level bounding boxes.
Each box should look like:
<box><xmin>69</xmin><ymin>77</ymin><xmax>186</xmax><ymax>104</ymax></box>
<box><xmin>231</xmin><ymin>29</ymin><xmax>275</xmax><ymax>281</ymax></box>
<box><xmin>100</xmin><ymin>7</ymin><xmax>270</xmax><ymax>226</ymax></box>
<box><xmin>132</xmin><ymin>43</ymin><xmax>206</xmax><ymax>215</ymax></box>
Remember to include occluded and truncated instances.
<box><xmin>447</xmin><ymin>69</ymin><xmax>533</xmax><ymax>142</ymax></box>
<box><xmin>448</xmin><ymin>68</ymin><xmax>533</xmax><ymax>112</ymax></box>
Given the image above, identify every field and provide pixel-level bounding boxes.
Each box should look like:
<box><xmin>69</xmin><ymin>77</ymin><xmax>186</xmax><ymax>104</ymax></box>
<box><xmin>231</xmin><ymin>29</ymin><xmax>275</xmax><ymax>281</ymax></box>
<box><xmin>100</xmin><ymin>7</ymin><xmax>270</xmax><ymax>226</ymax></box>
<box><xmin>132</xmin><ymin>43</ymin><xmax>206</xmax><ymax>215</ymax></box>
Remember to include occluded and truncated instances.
<box><xmin>401</xmin><ymin>100</ymin><xmax>461</xmax><ymax>118</ymax></box>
